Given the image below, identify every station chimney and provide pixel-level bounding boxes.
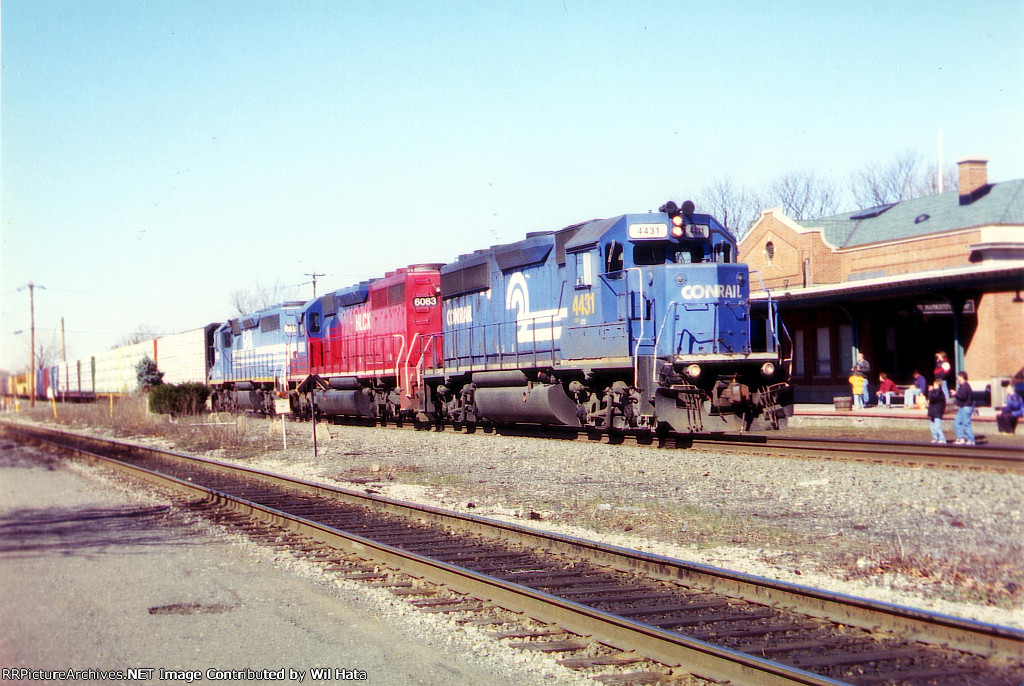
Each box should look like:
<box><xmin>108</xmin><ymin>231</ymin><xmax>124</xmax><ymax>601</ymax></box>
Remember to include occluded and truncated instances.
<box><xmin>957</xmin><ymin>157</ymin><xmax>989</xmax><ymax>204</ymax></box>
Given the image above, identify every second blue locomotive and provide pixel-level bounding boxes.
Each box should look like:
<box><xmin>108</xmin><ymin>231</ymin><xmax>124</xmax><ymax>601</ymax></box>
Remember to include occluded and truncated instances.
<box><xmin>423</xmin><ymin>201</ymin><xmax>791</xmax><ymax>433</ymax></box>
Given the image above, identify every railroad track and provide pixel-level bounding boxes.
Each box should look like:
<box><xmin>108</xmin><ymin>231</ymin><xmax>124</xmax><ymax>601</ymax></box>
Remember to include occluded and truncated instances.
<box><xmin>450</xmin><ymin>424</ymin><xmax>1024</xmax><ymax>473</ymax></box>
<box><xmin>3</xmin><ymin>421</ymin><xmax>1022</xmax><ymax>686</ymax></box>
<box><xmin>685</xmin><ymin>434</ymin><xmax>1024</xmax><ymax>472</ymax></box>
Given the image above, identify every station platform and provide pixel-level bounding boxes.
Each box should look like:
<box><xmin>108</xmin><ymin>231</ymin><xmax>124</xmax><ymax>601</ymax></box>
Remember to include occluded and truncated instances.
<box><xmin>789</xmin><ymin>402</ymin><xmax>1022</xmax><ymax>445</ymax></box>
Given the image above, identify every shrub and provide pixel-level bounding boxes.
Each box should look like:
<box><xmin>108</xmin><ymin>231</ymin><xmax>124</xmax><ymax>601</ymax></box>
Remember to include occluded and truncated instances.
<box><xmin>149</xmin><ymin>382</ymin><xmax>211</xmax><ymax>416</ymax></box>
<box><xmin>136</xmin><ymin>356</ymin><xmax>164</xmax><ymax>391</ymax></box>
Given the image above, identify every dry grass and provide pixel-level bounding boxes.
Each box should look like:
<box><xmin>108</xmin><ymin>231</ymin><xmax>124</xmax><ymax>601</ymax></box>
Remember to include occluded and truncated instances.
<box><xmin>5</xmin><ymin>394</ymin><xmax>292</xmax><ymax>458</ymax></box>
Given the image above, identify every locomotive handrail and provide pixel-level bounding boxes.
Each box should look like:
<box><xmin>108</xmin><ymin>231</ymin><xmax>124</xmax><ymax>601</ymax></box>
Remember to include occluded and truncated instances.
<box><xmin>652</xmin><ymin>301</ymin><xmax>681</xmax><ymax>384</ymax></box>
<box><xmin>391</xmin><ymin>333</ymin><xmax>406</xmax><ymax>395</ymax></box>
<box><xmin>445</xmin><ymin>316</ymin><xmax>560</xmax><ymax>372</ymax></box>
<box><xmin>403</xmin><ymin>333</ymin><xmax>418</xmax><ymax>399</ymax></box>
<box><xmin>748</xmin><ymin>269</ymin><xmax>784</xmax><ymax>354</ymax></box>
<box><xmin>627</xmin><ymin>267</ymin><xmax>646</xmax><ymax>389</ymax></box>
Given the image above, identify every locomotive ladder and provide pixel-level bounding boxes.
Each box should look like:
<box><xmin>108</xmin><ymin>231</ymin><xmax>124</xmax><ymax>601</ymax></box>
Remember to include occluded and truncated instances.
<box><xmin>759</xmin><ymin>383</ymin><xmax>786</xmax><ymax>430</ymax></box>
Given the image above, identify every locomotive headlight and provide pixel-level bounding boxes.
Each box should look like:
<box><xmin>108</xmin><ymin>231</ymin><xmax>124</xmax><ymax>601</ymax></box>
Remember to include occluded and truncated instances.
<box><xmin>685</xmin><ymin>363</ymin><xmax>702</xmax><ymax>379</ymax></box>
<box><xmin>671</xmin><ymin>214</ymin><xmax>685</xmax><ymax>237</ymax></box>
<box><xmin>760</xmin><ymin>362</ymin><xmax>776</xmax><ymax>378</ymax></box>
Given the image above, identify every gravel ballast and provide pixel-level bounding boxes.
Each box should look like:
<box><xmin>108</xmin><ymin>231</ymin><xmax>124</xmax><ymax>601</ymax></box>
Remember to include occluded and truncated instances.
<box><xmin>211</xmin><ymin>418</ymin><xmax>1024</xmax><ymax>630</ymax></box>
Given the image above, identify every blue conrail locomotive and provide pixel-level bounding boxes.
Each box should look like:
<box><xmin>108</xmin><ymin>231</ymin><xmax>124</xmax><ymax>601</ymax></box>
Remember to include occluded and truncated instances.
<box><xmin>422</xmin><ymin>201</ymin><xmax>791</xmax><ymax>433</ymax></box>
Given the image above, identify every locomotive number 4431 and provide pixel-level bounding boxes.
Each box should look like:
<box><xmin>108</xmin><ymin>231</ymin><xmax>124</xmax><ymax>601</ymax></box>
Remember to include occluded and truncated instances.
<box><xmin>572</xmin><ymin>292</ymin><xmax>596</xmax><ymax>317</ymax></box>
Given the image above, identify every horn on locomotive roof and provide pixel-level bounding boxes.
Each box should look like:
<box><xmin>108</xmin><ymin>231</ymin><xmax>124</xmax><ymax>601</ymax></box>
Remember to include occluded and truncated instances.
<box><xmin>658</xmin><ymin>200</ymin><xmax>696</xmax><ymax>217</ymax></box>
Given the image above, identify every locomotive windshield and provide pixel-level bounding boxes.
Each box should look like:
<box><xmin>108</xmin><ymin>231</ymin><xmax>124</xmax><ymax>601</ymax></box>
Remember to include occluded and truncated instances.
<box><xmin>633</xmin><ymin>243</ymin><xmax>711</xmax><ymax>265</ymax></box>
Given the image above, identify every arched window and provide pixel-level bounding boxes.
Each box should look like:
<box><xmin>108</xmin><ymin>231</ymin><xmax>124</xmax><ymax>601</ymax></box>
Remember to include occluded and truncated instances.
<box><xmin>764</xmin><ymin>241</ymin><xmax>775</xmax><ymax>265</ymax></box>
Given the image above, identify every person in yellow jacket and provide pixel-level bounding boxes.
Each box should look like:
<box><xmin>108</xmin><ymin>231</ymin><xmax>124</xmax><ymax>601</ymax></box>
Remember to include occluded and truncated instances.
<box><xmin>849</xmin><ymin>374</ymin><xmax>866</xmax><ymax>410</ymax></box>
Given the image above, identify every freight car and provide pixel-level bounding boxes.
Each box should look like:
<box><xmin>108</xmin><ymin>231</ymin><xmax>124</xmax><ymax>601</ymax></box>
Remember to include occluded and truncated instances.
<box><xmin>51</xmin><ymin>357</ymin><xmax>95</xmax><ymax>401</ymax></box>
<box><xmin>157</xmin><ymin>324</ymin><xmax>219</xmax><ymax>386</ymax></box>
<box><xmin>45</xmin><ymin>325</ymin><xmax>218</xmax><ymax>401</ymax></box>
<box><xmin>420</xmin><ymin>201</ymin><xmax>790</xmax><ymax>433</ymax></box>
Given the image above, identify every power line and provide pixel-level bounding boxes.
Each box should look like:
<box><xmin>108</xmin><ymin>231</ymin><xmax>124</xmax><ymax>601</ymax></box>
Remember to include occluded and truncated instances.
<box><xmin>303</xmin><ymin>272</ymin><xmax>325</xmax><ymax>298</ymax></box>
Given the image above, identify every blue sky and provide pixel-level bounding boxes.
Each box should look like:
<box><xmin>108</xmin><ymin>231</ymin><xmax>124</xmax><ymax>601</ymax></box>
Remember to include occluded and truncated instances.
<box><xmin>2</xmin><ymin>0</ymin><xmax>1022</xmax><ymax>371</ymax></box>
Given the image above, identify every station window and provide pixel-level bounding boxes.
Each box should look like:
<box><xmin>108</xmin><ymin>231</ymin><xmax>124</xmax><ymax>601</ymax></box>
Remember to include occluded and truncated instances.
<box><xmin>838</xmin><ymin>325</ymin><xmax>853</xmax><ymax>374</ymax></box>
<box><xmin>815</xmin><ymin>326</ymin><xmax>831</xmax><ymax>376</ymax></box>
<box><xmin>764</xmin><ymin>241</ymin><xmax>775</xmax><ymax>265</ymax></box>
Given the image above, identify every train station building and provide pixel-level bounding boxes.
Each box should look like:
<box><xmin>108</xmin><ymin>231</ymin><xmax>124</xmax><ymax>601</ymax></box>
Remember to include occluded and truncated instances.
<box><xmin>739</xmin><ymin>158</ymin><xmax>1024</xmax><ymax>404</ymax></box>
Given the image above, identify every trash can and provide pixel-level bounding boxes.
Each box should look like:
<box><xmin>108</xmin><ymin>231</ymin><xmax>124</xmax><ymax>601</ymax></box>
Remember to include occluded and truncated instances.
<box><xmin>834</xmin><ymin>396</ymin><xmax>853</xmax><ymax>411</ymax></box>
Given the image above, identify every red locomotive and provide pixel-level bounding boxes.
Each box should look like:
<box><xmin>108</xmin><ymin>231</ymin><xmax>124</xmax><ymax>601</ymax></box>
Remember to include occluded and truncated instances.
<box><xmin>288</xmin><ymin>264</ymin><xmax>443</xmax><ymax>422</ymax></box>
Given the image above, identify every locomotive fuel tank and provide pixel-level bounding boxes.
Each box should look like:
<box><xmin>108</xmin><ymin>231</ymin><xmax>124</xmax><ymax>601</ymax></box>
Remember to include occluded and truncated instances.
<box><xmin>471</xmin><ymin>371</ymin><xmax>580</xmax><ymax>426</ymax></box>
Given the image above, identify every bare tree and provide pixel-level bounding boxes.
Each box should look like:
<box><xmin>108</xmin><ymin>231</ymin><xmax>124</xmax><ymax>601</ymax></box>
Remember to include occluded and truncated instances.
<box><xmin>229</xmin><ymin>279</ymin><xmax>301</xmax><ymax>317</ymax></box>
<box><xmin>118</xmin><ymin>324</ymin><xmax>160</xmax><ymax>347</ymax></box>
<box><xmin>696</xmin><ymin>178</ymin><xmax>764</xmax><ymax>240</ymax></box>
<box><xmin>849</xmin><ymin>150</ymin><xmax>922</xmax><ymax>207</ymax></box>
<box><xmin>913</xmin><ymin>162</ymin><xmax>958</xmax><ymax>197</ymax></box>
<box><xmin>33</xmin><ymin>336</ymin><xmax>58</xmax><ymax>372</ymax></box>
<box><xmin>849</xmin><ymin>150</ymin><xmax>960</xmax><ymax>207</ymax></box>
<box><xmin>13</xmin><ymin>332</ymin><xmax>58</xmax><ymax>373</ymax></box>
<box><xmin>765</xmin><ymin>171</ymin><xmax>841</xmax><ymax>220</ymax></box>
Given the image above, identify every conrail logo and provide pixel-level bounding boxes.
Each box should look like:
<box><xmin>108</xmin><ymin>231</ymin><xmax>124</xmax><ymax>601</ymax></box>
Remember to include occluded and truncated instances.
<box><xmin>446</xmin><ymin>304</ymin><xmax>473</xmax><ymax>325</ymax></box>
<box><xmin>680</xmin><ymin>284</ymin><xmax>742</xmax><ymax>300</ymax></box>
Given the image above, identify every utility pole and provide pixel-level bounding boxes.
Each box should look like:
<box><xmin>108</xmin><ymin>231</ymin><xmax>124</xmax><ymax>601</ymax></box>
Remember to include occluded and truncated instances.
<box><xmin>17</xmin><ymin>282</ymin><xmax>45</xmax><ymax>407</ymax></box>
<box><xmin>304</xmin><ymin>272</ymin><xmax>325</xmax><ymax>298</ymax></box>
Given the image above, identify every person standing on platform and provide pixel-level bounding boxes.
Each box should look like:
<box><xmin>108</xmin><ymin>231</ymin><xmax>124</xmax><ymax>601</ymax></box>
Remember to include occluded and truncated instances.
<box><xmin>952</xmin><ymin>372</ymin><xmax>975</xmax><ymax>445</ymax></box>
<box><xmin>849</xmin><ymin>373</ymin><xmax>866</xmax><ymax>410</ymax></box>
<box><xmin>904</xmin><ymin>371</ymin><xmax>928</xmax><ymax>408</ymax></box>
<box><xmin>927</xmin><ymin>378</ymin><xmax>947</xmax><ymax>443</ymax></box>
<box><xmin>852</xmin><ymin>352</ymin><xmax>871</xmax><ymax>408</ymax></box>
<box><xmin>934</xmin><ymin>351</ymin><xmax>951</xmax><ymax>399</ymax></box>
<box><xmin>876</xmin><ymin>372</ymin><xmax>898</xmax><ymax>407</ymax></box>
